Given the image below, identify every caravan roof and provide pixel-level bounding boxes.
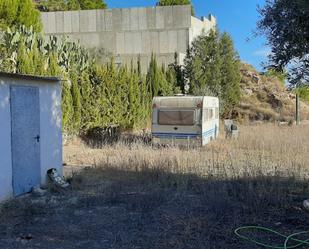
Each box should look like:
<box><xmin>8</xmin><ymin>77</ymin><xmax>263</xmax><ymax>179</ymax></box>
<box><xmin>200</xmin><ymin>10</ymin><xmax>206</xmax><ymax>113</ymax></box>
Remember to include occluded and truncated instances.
<box><xmin>152</xmin><ymin>96</ymin><xmax>218</xmax><ymax>109</ymax></box>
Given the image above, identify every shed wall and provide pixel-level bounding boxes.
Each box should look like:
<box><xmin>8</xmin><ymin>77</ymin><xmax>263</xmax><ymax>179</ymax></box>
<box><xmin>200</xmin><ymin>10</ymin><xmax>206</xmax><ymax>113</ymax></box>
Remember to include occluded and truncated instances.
<box><xmin>0</xmin><ymin>83</ymin><xmax>13</xmax><ymax>201</ymax></box>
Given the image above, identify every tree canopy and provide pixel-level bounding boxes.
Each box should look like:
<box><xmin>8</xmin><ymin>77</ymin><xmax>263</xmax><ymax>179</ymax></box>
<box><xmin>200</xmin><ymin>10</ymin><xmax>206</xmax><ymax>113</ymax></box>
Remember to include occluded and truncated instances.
<box><xmin>184</xmin><ymin>30</ymin><xmax>241</xmax><ymax>114</ymax></box>
<box><xmin>157</xmin><ymin>0</ymin><xmax>195</xmax><ymax>16</ymax></box>
<box><xmin>36</xmin><ymin>0</ymin><xmax>107</xmax><ymax>11</ymax></box>
<box><xmin>0</xmin><ymin>0</ymin><xmax>42</xmax><ymax>31</ymax></box>
<box><xmin>258</xmin><ymin>0</ymin><xmax>309</xmax><ymax>86</ymax></box>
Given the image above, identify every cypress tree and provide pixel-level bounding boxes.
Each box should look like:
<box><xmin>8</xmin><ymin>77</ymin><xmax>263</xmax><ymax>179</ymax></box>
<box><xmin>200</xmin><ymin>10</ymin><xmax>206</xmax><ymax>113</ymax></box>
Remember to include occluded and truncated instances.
<box><xmin>47</xmin><ymin>52</ymin><xmax>62</xmax><ymax>76</ymax></box>
<box><xmin>16</xmin><ymin>43</ymin><xmax>33</xmax><ymax>75</ymax></box>
<box><xmin>80</xmin><ymin>70</ymin><xmax>100</xmax><ymax>130</ymax></box>
<box><xmin>146</xmin><ymin>54</ymin><xmax>160</xmax><ymax>97</ymax></box>
<box><xmin>62</xmin><ymin>81</ymin><xmax>74</xmax><ymax>132</ymax></box>
<box><xmin>70</xmin><ymin>71</ymin><xmax>81</xmax><ymax>131</ymax></box>
<box><xmin>171</xmin><ymin>52</ymin><xmax>185</xmax><ymax>93</ymax></box>
<box><xmin>137</xmin><ymin>55</ymin><xmax>142</xmax><ymax>77</ymax></box>
<box><xmin>219</xmin><ymin>32</ymin><xmax>241</xmax><ymax>114</ymax></box>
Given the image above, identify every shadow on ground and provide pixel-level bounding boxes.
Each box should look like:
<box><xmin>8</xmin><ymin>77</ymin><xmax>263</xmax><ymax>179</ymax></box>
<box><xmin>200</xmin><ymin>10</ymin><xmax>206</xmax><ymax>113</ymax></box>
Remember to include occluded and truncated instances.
<box><xmin>1</xmin><ymin>166</ymin><xmax>309</xmax><ymax>249</ymax></box>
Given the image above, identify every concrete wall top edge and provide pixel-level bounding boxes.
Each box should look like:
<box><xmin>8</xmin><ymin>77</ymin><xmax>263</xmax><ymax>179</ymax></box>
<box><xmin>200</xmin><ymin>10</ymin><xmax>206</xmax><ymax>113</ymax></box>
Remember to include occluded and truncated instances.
<box><xmin>40</xmin><ymin>4</ymin><xmax>191</xmax><ymax>14</ymax></box>
<box><xmin>42</xmin><ymin>5</ymin><xmax>194</xmax><ymax>34</ymax></box>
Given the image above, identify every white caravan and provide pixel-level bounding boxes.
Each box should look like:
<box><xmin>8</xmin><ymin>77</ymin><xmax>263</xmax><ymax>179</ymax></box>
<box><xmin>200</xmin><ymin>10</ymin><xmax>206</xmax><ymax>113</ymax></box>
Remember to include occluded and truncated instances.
<box><xmin>152</xmin><ymin>96</ymin><xmax>219</xmax><ymax>147</ymax></box>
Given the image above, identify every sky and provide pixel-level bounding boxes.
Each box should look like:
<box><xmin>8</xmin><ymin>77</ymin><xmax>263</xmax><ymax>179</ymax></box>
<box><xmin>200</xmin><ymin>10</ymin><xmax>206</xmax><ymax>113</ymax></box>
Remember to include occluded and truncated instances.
<box><xmin>105</xmin><ymin>0</ymin><xmax>269</xmax><ymax>71</ymax></box>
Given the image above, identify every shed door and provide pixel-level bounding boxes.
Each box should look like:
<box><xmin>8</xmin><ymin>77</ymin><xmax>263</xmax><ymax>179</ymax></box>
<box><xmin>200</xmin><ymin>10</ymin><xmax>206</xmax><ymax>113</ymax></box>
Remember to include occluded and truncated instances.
<box><xmin>11</xmin><ymin>86</ymin><xmax>41</xmax><ymax>197</ymax></box>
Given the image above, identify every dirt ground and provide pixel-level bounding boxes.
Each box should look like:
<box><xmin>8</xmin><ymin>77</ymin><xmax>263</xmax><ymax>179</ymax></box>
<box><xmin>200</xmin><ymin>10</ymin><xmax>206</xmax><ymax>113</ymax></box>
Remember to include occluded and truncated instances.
<box><xmin>1</xmin><ymin>125</ymin><xmax>309</xmax><ymax>249</ymax></box>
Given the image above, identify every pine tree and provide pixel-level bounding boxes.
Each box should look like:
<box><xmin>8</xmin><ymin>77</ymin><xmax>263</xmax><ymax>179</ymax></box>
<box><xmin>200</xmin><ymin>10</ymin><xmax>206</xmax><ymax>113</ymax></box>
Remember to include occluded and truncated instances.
<box><xmin>0</xmin><ymin>0</ymin><xmax>42</xmax><ymax>31</ymax></box>
<box><xmin>184</xmin><ymin>30</ymin><xmax>222</xmax><ymax>96</ymax></box>
<box><xmin>16</xmin><ymin>0</ymin><xmax>42</xmax><ymax>31</ymax></box>
<box><xmin>0</xmin><ymin>0</ymin><xmax>19</xmax><ymax>30</ymax></box>
<box><xmin>78</xmin><ymin>0</ymin><xmax>106</xmax><ymax>10</ymax></box>
<box><xmin>184</xmin><ymin>29</ymin><xmax>241</xmax><ymax>116</ymax></box>
<box><xmin>67</xmin><ymin>0</ymin><xmax>80</xmax><ymax>10</ymax></box>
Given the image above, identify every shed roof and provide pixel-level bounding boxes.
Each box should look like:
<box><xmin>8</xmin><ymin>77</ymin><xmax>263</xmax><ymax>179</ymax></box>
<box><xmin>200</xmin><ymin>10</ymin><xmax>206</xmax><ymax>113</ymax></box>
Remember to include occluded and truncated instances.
<box><xmin>0</xmin><ymin>72</ymin><xmax>60</xmax><ymax>83</ymax></box>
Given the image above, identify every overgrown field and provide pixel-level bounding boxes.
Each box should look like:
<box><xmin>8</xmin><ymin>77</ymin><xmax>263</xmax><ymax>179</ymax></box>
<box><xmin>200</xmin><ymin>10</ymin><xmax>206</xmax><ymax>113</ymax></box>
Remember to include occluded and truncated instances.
<box><xmin>1</xmin><ymin>124</ymin><xmax>309</xmax><ymax>249</ymax></box>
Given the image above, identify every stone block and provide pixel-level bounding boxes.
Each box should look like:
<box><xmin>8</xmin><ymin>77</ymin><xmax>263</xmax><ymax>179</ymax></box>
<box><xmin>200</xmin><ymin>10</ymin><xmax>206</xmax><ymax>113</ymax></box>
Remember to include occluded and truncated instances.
<box><xmin>173</xmin><ymin>5</ymin><xmax>191</xmax><ymax>28</ymax></box>
<box><xmin>100</xmin><ymin>32</ymin><xmax>115</xmax><ymax>52</ymax></box>
<box><xmin>121</xmin><ymin>8</ymin><xmax>130</xmax><ymax>31</ymax></box>
<box><xmin>116</xmin><ymin>32</ymin><xmax>125</xmax><ymax>54</ymax></box>
<box><xmin>88</xmin><ymin>10</ymin><xmax>97</xmax><ymax>32</ymax></box>
<box><xmin>164</xmin><ymin>6</ymin><xmax>173</xmax><ymax>29</ymax></box>
<box><xmin>67</xmin><ymin>34</ymin><xmax>81</xmax><ymax>43</ymax></box>
<box><xmin>146</xmin><ymin>7</ymin><xmax>156</xmax><ymax>30</ymax></box>
<box><xmin>159</xmin><ymin>31</ymin><xmax>168</xmax><ymax>53</ymax></box>
<box><xmin>130</xmin><ymin>8</ymin><xmax>139</xmax><ymax>30</ymax></box>
<box><xmin>155</xmin><ymin>6</ymin><xmax>165</xmax><ymax>29</ymax></box>
<box><xmin>79</xmin><ymin>11</ymin><xmax>89</xmax><ymax>32</ymax></box>
<box><xmin>105</xmin><ymin>9</ymin><xmax>113</xmax><ymax>31</ymax></box>
<box><xmin>168</xmin><ymin>30</ymin><xmax>178</xmax><ymax>52</ymax></box>
<box><xmin>177</xmin><ymin>29</ymin><xmax>188</xmax><ymax>52</ymax></box>
<box><xmin>138</xmin><ymin>8</ymin><xmax>147</xmax><ymax>30</ymax></box>
<box><xmin>150</xmin><ymin>32</ymin><xmax>160</xmax><ymax>53</ymax></box>
<box><xmin>81</xmin><ymin>33</ymin><xmax>100</xmax><ymax>48</ymax></box>
<box><xmin>71</xmin><ymin>11</ymin><xmax>80</xmax><ymax>33</ymax></box>
<box><xmin>41</xmin><ymin>13</ymin><xmax>49</xmax><ymax>33</ymax></box>
<box><xmin>96</xmin><ymin>9</ymin><xmax>105</xmax><ymax>31</ymax></box>
<box><xmin>140</xmin><ymin>56</ymin><xmax>149</xmax><ymax>73</ymax></box>
<box><xmin>47</xmin><ymin>12</ymin><xmax>56</xmax><ymax>34</ymax></box>
<box><xmin>63</xmin><ymin>11</ymin><xmax>72</xmax><ymax>33</ymax></box>
<box><xmin>112</xmin><ymin>8</ymin><xmax>121</xmax><ymax>31</ymax></box>
<box><xmin>132</xmin><ymin>32</ymin><xmax>142</xmax><ymax>54</ymax></box>
<box><xmin>141</xmin><ymin>31</ymin><xmax>151</xmax><ymax>54</ymax></box>
<box><xmin>124</xmin><ymin>32</ymin><xmax>134</xmax><ymax>54</ymax></box>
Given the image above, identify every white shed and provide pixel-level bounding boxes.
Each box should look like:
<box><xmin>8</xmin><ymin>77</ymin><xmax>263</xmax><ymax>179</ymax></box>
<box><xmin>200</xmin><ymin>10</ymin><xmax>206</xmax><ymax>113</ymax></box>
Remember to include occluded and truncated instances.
<box><xmin>0</xmin><ymin>72</ymin><xmax>62</xmax><ymax>202</ymax></box>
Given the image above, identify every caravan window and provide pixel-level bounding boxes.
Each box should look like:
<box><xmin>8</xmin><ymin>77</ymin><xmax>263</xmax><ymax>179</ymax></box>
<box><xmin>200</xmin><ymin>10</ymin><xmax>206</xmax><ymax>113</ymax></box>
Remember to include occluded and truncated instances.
<box><xmin>158</xmin><ymin>110</ymin><xmax>195</xmax><ymax>126</ymax></box>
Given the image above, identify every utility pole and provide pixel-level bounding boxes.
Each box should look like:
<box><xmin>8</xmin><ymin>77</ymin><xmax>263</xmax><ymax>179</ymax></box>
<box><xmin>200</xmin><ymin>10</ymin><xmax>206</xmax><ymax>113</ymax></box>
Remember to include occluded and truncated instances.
<box><xmin>296</xmin><ymin>93</ymin><xmax>300</xmax><ymax>125</ymax></box>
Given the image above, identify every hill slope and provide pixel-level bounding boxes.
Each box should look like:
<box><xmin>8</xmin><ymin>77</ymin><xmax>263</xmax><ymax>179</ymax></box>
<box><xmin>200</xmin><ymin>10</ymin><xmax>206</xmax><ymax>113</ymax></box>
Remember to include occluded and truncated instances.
<box><xmin>233</xmin><ymin>64</ymin><xmax>309</xmax><ymax>123</ymax></box>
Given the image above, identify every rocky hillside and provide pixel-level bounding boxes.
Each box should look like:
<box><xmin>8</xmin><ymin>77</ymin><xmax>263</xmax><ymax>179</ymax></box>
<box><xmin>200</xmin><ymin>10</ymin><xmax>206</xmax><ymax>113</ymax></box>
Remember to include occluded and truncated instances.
<box><xmin>233</xmin><ymin>63</ymin><xmax>309</xmax><ymax>123</ymax></box>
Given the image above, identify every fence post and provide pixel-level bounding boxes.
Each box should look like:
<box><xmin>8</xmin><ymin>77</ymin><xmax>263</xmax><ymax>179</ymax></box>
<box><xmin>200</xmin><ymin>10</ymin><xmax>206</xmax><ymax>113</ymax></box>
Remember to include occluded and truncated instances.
<box><xmin>296</xmin><ymin>93</ymin><xmax>300</xmax><ymax>125</ymax></box>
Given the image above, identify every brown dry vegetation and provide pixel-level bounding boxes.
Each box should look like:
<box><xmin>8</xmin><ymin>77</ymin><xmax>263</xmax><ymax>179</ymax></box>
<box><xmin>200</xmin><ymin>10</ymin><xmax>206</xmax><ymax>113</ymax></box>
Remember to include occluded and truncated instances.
<box><xmin>1</xmin><ymin>124</ymin><xmax>309</xmax><ymax>249</ymax></box>
<box><xmin>235</xmin><ymin>63</ymin><xmax>309</xmax><ymax>122</ymax></box>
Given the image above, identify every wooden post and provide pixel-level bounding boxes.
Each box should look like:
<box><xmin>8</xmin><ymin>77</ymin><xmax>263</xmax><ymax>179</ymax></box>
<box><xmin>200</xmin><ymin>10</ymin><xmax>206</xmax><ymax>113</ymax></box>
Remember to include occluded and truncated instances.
<box><xmin>296</xmin><ymin>93</ymin><xmax>300</xmax><ymax>125</ymax></box>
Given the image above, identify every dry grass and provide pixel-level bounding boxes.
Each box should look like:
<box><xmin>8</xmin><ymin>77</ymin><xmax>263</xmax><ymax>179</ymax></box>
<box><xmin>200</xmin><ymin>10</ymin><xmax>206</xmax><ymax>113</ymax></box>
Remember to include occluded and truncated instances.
<box><xmin>2</xmin><ymin>124</ymin><xmax>309</xmax><ymax>249</ymax></box>
<box><xmin>65</xmin><ymin>124</ymin><xmax>309</xmax><ymax>180</ymax></box>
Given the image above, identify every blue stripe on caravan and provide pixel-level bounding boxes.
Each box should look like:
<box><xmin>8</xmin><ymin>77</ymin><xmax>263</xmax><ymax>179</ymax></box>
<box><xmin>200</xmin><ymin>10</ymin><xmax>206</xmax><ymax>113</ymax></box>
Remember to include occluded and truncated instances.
<box><xmin>152</xmin><ymin>133</ymin><xmax>198</xmax><ymax>138</ymax></box>
<box><xmin>202</xmin><ymin>128</ymin><xmax>216</xmax><ymax>138</ymax></box>
<box><xmin>152</xmin><ymin>128</ymin><xmax>216</xmax><ymax>139</ymax></box>
<box><xmin>202</xmin><ymin>129</ymin><xmax>215</xmax><ymax>136</ymax></box>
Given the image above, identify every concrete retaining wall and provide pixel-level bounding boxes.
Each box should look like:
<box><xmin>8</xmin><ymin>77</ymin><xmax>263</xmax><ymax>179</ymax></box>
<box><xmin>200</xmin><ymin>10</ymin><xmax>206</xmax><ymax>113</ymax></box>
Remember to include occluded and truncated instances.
<box><xmin>41</xmin><ymin>5</ymin><xmax>216</xmax><ymax>72</ymax></box>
